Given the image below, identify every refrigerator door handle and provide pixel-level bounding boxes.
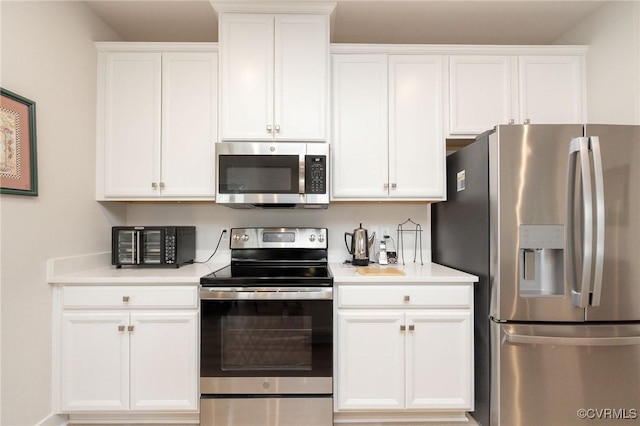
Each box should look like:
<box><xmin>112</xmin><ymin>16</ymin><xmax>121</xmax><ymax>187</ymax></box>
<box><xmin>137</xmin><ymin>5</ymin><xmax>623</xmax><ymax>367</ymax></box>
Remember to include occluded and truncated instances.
<box><xmin>567</xmin><ymin>137</ymin><xmax>593</xmax><ymax>308</ymax></box>
<box><xmin>589</xmin><ymin>136</ymin><xmax>605</xmax><ymax>306</ymax></box>
<box><xmin>504</xmin><ymin>331</ymin><xmax>640</xmax><ymax>347</ymax></box>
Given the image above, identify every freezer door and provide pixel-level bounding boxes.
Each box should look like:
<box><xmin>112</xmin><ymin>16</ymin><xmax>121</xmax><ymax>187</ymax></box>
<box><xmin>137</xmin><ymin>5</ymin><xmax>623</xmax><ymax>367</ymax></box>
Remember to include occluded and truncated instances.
<box><xmin>584</xmin><ymin>124</ymin><xmax>640</xmax><ymax>321</ymax></box>
<box><xmin>492</xmin><ymin>321</ymin><xmax>640</xmax><ymax>426</ymax></box>
<box><xmin>491</xmin><ymin>124</ymin><xmax>586</xmax><ymax>321</ymax></box>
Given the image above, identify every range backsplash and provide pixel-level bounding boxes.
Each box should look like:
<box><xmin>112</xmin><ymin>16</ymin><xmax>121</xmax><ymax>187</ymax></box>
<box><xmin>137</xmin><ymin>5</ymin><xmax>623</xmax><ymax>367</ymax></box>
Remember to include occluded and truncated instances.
<box><xmin>124</xmin><ymin>202</ymin><xmax>432</xmax><ymax>264</ymax></box>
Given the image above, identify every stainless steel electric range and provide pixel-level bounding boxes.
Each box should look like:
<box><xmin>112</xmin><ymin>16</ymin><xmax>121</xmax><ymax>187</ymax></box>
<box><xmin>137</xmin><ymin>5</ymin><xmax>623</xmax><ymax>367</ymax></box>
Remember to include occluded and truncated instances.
<box><xmin>199</xmin><ymin>227</ymin><xmax>333</xmax><ymax>426</ymax></box>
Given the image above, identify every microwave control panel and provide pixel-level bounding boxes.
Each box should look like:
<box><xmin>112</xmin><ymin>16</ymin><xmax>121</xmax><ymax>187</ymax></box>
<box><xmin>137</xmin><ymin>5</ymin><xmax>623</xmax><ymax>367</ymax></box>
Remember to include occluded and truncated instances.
<box><xmin>305</xmin><ymin>155</ymin><xmax>327</xmax><ymax>194</ymax></box>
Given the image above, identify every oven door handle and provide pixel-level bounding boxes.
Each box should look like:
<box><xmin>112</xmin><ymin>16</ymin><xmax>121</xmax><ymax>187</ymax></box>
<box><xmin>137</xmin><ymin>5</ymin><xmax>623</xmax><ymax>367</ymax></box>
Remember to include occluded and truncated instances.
<box><xmin>200</xmin><ymin>287</ymin><xmax>333</xmax><ymax>301</ymax></box>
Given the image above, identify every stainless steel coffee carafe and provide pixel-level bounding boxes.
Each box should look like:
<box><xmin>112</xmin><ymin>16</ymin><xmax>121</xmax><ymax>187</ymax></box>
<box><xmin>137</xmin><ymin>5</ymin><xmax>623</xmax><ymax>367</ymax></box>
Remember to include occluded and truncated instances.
<box><xmin>344</xmin><ymin>223</ymin><xmax>375</xmax><ymax>266</ymax></box>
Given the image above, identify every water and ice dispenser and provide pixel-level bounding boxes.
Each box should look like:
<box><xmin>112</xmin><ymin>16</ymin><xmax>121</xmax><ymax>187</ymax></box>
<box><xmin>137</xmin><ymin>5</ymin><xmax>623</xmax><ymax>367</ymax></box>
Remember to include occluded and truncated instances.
<box><xmin>519</xmin><ymin>225</ymin><xmax>565</xmax><ymax>297</ymax></box>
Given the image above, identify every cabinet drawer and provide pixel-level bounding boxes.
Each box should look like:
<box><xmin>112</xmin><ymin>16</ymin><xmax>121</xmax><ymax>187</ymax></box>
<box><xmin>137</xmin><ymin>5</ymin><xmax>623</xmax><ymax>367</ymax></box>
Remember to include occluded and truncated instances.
<box><xmin>338</xmin><ymin>285</ymin><xmax>472</xmax><ymax>308</ymax></box>
<box><xmin>62</xmin><ymin>286</ymin><xmax>198</xmax><ymax>309</ymax></box>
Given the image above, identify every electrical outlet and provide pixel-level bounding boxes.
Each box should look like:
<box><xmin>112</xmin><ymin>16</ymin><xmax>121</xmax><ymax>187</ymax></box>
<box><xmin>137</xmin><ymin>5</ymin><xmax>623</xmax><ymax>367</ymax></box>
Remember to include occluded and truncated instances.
<box><xmin>381</xmin><ymin>227</ymin><xmax>391</xmax><ymax>239</ymax></box>
<box><xmin>221</xmin><ymin>228</ymin><xmax>230</xmax><ymax>241</ymax></box>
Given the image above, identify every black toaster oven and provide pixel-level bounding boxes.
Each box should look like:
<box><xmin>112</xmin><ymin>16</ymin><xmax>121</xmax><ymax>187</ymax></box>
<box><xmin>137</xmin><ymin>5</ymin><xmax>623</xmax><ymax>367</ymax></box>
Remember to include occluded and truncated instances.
<box><xmin>112</xmin><ymin>226</ymin><xmax>195</xmax><ymax>268</ymax></box>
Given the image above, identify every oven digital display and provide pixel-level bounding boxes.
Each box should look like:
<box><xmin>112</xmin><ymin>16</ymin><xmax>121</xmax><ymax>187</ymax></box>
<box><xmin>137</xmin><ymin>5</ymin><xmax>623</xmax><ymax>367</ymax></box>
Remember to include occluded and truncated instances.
<box><xmin>263</xmin><ymin>232</ymin><xmax>295</xmax><ymax>243</ymax></box>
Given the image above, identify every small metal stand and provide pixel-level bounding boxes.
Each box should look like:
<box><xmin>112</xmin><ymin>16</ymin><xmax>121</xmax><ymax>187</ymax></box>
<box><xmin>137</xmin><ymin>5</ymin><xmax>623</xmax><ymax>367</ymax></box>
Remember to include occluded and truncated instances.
<box><xmin>397</xmin><ymin>218</ymin><xmax>424</xmax><ymax>265</ymax></box>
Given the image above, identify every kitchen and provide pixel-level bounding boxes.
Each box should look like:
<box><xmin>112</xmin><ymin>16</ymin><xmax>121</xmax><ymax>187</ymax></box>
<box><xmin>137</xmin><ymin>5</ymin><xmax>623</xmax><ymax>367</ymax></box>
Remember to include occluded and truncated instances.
<box><xmin>1</xmin><ymin>1</ymin><xmax>640</xmax><ymax>426</ymax></box>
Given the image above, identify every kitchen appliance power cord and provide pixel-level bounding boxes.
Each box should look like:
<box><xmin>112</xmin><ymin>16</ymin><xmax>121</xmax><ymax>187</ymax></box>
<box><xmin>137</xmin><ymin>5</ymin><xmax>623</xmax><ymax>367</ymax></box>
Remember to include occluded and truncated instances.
<box><xmin>194</xmin><ymin>229</ymin><xmax>227</xmax><ymax>264</ymax></box>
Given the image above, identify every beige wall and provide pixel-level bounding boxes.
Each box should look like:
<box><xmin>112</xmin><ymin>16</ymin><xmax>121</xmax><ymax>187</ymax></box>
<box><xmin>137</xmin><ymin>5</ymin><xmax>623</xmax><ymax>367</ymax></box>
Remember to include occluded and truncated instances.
<box><xmin>555</xmin><ymin>1</ymin><xmax>640</xmax><ymax>124</ymax></box>
<box><xmin>0</xmin><ymin>2</ymin><xmax>123</xmax><ymax>425</ymax></box>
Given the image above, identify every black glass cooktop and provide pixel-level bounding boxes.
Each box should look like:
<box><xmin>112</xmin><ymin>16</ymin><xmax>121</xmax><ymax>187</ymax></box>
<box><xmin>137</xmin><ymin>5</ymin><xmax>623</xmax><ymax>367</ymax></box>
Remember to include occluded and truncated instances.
<box><xmin>200</xmin><ymin>263</ymin><xmax>333</xmax><ymax>287</ymax></box>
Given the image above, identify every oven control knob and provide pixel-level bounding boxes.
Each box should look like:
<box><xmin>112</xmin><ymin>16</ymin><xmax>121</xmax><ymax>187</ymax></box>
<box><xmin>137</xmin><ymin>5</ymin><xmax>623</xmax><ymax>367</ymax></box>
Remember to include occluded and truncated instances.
<box><xmin>309</xmin><ymin>234</ymin><xmax>316</xmax><ymax>242</ymax></box>
<box><xmin>318</xmin><ymin>234</ymin><xmax>325</xmax><ymax>243</ymax></box>
<box><xmin>242</xmin><ymin>234</ymin><xmax>249</xmax><ymax>242</ymax></box>
<box><xmin>232</xmin><ymin>234</ymin><xmax>240</xmax><ymax>242</ymax></box>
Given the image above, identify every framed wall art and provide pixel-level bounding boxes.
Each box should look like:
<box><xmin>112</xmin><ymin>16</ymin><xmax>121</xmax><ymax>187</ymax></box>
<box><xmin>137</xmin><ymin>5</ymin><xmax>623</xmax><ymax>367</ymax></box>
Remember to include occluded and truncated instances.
<box><xmin>0</xmin><ymin>88</ymin><xmax>38</xmax><ymax>196</ymax></box>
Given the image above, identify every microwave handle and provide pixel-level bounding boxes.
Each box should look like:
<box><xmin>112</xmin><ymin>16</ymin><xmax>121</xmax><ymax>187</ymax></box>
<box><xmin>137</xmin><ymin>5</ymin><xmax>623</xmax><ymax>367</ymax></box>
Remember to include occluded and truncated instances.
<box><xmin>299</xmin><ymin>155</ymin><xmax>305</xmax><ymax>194</ymax></box>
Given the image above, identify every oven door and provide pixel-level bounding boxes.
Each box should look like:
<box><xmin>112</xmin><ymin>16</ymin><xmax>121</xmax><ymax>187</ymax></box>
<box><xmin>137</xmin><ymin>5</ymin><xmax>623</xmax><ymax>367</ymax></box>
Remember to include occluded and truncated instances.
<box><xmin>200</xmin><ymin>288</ymin><xmax>333</xmax><ymax>395</ymax></box>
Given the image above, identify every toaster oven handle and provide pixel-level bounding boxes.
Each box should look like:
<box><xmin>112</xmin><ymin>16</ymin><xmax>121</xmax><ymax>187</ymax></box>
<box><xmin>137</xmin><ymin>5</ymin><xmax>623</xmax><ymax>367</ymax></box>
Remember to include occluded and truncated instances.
<box><xmin>135</xmin><ymin>230</ymin><xmax>141</xmax><ymax>264</ymax></box>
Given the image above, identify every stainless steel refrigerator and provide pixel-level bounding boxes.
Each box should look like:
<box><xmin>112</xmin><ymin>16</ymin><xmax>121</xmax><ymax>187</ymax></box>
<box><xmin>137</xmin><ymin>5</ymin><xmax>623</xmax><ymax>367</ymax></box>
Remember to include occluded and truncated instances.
<box><xmin>432</xmin><ymin>124</ymin><xmax>640</xmax><ymax>426</ymax></box>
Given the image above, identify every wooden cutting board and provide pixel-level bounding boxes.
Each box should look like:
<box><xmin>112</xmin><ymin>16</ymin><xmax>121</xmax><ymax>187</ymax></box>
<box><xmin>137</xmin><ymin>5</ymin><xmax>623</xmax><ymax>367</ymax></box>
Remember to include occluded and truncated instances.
<box><xmin>356</xmin><ymin>266</ymin><xmax>405</xmax><ymax>276</ymax></box>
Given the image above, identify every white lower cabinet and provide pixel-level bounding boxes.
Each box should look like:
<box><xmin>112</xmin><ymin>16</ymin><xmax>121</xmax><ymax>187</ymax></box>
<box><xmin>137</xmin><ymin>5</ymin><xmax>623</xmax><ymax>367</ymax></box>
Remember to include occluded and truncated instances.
<box><xmin>335</xmin><ymin>284</ymin><xmax>473</xmax><ymax>423</ymax></box>
<box><xmin>56</xmin><ymin>285</ymin><xmax>198</xmax><ymax>421</ymax></box>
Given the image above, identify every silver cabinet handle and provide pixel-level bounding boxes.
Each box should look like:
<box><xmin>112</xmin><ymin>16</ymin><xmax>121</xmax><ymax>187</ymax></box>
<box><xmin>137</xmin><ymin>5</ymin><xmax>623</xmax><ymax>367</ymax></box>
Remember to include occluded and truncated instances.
<box><xmin>122</xmin><ymin>296</ymin><xmax>129</xmax><ymax>302</ymax></box>
<box><xmin>384</xmin><ymin>183</ymin><xmax>389</xmax><ymax>189</ymax></box>
<box><xmin>409</xmin><ymin>324</ymin><xmax>415</xmax><ymax>331</ymax></box>
<box><xmin>151</xmin><ymin>182</ymin><xmax>157</xmax><ymax>188</ymax></box>
<box><xmin>266</xmin><ymin>124</ymin><xmax>273</xmax><ymax>133</ymax></box>
<box><xmin>404</xmin><ymin>295</ymin><xmax>410</xmax><ymax>302</ymax></box>
<box><xmin>391</xmin><ymin>183</ymin><xmax>397</xmax><ymax>189</ymax></box>
<box><xmin>508</xmin><ymin>119</ymin><xmax>515</xmax><ymax>125</ymax></box>
<box><xmin>400</xmin><ymin>325</ymin><xmax>406</xmax><ymax>331</ymax></box>
<box><xmin>524</xmin><ymin>118</ymin><xmax>531</xmax><ymax>124</ymax></box>
<box><xmin>275</xmin><ymin>125</ymin><xmax>280</xmax><ymax>133</ymax></box>
<box><xmin>127</xmin><ymin>325</ymin><xmax>134</xmax><ymax>332</ymax></box>
<box><xmin>159</xmin><ymin>182</ymin><xmax>165</xmax><ymax>189</ymax></box>
<box><xmin>118</xmin><ymin>325</ymin><xmax>125</xmax><ymax>332</ymax></box>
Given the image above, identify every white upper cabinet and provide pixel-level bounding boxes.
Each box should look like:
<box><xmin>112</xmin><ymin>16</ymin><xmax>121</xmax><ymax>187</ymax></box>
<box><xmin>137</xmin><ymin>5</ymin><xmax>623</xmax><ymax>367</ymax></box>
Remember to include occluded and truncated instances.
<box><xmin>389</xmin><ymin>55</ymin><xmax>445</xmax><ymax>199</ymax></box>
<box><xmin>219</xmin><ymin>13</ymin><xmax>329</xmax><ymax>141</ymax></box>
<box><xmin>332</xmin><ymin>50</ymin><xmax>446</xmax><ymax>201</ymax></box>
<box><xmin>449</xmin><ymin>55</ymin><xmax>517</xmax><ymax>135</ymax></box>
<box><xmin>448</xmin><ymin>49</ymin><xmax>586</xmax><ymax>136</ymax></box>
<box><xmin>96</xmin><ymin>44</ymin><xmax>218</xmax><ymax>200</ymax></box>
<box><xmin>518</xmin><ymin>55</ymin><xmax>585</xmax><ymax>124</ymax></box>
<box><xmin>332</xmin><ymin>54</ymin><xmax>389</xmax><ymax>199</ymax></box>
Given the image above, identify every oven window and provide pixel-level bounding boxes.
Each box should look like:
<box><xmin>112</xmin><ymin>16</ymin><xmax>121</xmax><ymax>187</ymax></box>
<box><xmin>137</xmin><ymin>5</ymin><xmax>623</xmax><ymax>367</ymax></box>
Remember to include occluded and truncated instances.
<box><xmin>222</xmin><ymin>316</ymin><xmax>312</xmax><ymax>371</ymax></box>
<box><xmin>201</xmin><ymin>300</ymin><xmax>332</xmax><ymax>378</ymax></box>
<box><xmin>218</xmin><ymin>155</ymin><xmax>299</xmax><ymax>194</ymax></box>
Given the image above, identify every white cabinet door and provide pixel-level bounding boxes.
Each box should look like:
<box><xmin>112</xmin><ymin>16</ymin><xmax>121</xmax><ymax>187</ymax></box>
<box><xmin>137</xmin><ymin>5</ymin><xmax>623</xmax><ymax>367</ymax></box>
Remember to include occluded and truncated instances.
<box><xmin>389</xmin><ymin>55</ymin><xmax>445</xmax><ymax>199</ymax></box>
<box><xmin>61</xmin><ymin>313</ymin><xmax>129</xmax><ymax>412</ymax></box>
<box><xmin>519</xmin><ymin>55</ymin><xmax>585</xmax><ymax>124</ymax></box>
<box><xmin>406</xmin><ymin>311</ymin><xmax>473</xmax><ymax>410</ymax></box>
<box><xmin>274</xmin><ymin>14</ymin><xmax>328</xmax><ymax>141</ymax></box>
<box><xmin>219</xmin><ymin>14</ymin><xmax>328</xmax><ymax>141</ymax></box>
<box><xmin>129</xmin><ymin>312</ymin><xmax>198</xmax><ymax>411</ymax></box>
<box><xmin>103</xmin><ymin>52</ymin><xmax>161</xmax><ymax>197</ymax></box>
<box><xmin>337</xmin><ymin>311</ymin><xmax>404</xmax><ymax>410</ymax></box>
<box><xmin>449</xmin><ymin>56</ymin><xmax>517</xmax><ymax>135</ymax></box>
<box><xmin>161</xmin><ymin>52</ymin><xmax>217</xmax><ymax>198</ymax></box>
<box><xmin>219</xmin><ymin>14</ymin><xmax>273</xmax><ymax>140</ymax></box>
<box><xmin>331</xmin><ymin>54</ymin><xmax>389</xmax><ymax>199</ymax></box>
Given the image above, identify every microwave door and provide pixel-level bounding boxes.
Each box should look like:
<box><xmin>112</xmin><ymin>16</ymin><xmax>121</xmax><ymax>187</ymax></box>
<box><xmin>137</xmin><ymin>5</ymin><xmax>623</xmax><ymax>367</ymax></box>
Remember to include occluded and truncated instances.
<box><xmin>116</xmin><ymin>229</ymin><xmax>139</xmax><ymax>265</ymax></box>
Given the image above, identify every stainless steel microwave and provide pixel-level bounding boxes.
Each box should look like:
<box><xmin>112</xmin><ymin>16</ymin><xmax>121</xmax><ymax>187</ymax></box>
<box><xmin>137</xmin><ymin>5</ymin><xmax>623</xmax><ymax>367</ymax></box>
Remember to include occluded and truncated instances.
<box><xmin>215</xmin><ymin>142</ymin><xmax>329</xmax><ymax>209</ymax></box>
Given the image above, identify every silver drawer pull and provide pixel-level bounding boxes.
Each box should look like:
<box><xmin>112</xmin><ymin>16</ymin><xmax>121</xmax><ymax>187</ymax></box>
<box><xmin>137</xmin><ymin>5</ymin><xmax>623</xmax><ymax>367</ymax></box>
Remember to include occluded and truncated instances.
<box><xmin>118</xmin><ymin>325</ymin><xmax>125</xmax><ymax>332</ymax></box>
<box><xmin>409</xmin><ymin>324</ymin><xmax>415</xmax><ymax>331</ymax></box>
<box><xmin>122</xmin><ymin>296</ymin><xmax>130</xmax><ymax>302</ymax></box>
<box><xmin>404</xmin><ymin>295</ymin><xmax>410</xmax><ymax>302</ymax></box>
<box><xmin>127</xmin><ymin>325</ymin><xmax>134</xmax><ymax>332</ymax></box>
<box><xmin>400</xmin><ymin>325</ymin><xmax>406</xmax><ymax>331</ymax></box>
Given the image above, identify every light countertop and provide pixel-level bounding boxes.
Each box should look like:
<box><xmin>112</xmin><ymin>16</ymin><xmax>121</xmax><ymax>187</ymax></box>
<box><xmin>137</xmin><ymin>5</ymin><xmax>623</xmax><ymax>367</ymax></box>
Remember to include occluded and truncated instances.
<box><xmin>47</xmin><ymin>252</ymin><xmax>477</xmax><ymax>285</ymax></box>
<box><xmin>47</xmin><ymin>252</ymin><xmax>227</xmax><ymax>285</ymax></box>
<box><xmin>330</xmin><ymin>262</ymin><xmax>477</xmax><ymax>283</ymax></box>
